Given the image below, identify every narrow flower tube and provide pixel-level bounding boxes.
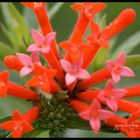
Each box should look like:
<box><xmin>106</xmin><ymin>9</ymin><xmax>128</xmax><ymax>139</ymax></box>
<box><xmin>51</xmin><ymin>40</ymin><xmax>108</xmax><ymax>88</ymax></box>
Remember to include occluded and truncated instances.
<box><xmin>7</xmin><ymin>82</ymin><xmax>39</xmax><ymax>100</ymax></box>
<box><xmin>117</xmin><ymin>99</ymin><xmax>140</xmax><ymax>115</ymax></box>
<box><xmin>22</xmin><ymin>106</ymin><xmax>40</xmax><ymax>124</ymax></box>
<box><xmin>51</xmin><ymin>80</ymin><xmax>62</xmax><ymax>94</ymax></box>
<box><xmin>82</xmin><ymin>44</ymin><xmax>100</xmax><ymax>69</ymax></box>
<box><xmin>78</xmin><ymin>67</ymin><xmax>111</xmax><ymax>90</ymax></box>
<box><xmin>70</xmin><ymin>12</ymin><xmax>89</xmax><ymax>44</ymax></box>
<box><xmin>70</xmin><ymin>99</ymin><xmax>90</xmax><ymax>113</ymax></box>
<box><xmin>77</xmin><ymin>90</ymin><xmax>140</xmax><ymax>115</ymax></box>
<box><xmin>70</xmin><ymin>2</ymin><xmax>107</xmax><ymax>44</ymax></box>
<box><xmin>21</xmin><ymin>2</ymin><xmax>60</xmax><ymax>59</ymax></box>
<box><xmin>99</xmin><ymin>8</ymin><xmax>136</xmax><ymax>40</ymax></box>
<box><xmin>77</xmin><ymin>89</ymin><xmax>100</xmax><ymax>101</ymax></box>
<box><xmin>125</xmin><ymin>85</ymin><xmax>140</xmax><ymax>97</ymax></box>
<box><xmin>43</xmin><ymin>50</ymin><xmax>65</xmax><ymax>83</ymax></box>
<box><xmin>105</xmin><ymin>115</ymin><xmax>140</xmax><ymax>138</ymax></box>
<box><xmin>4</xmin><ymin>55</ymin><xmax>23</xmax><ymax>71</ymax></box>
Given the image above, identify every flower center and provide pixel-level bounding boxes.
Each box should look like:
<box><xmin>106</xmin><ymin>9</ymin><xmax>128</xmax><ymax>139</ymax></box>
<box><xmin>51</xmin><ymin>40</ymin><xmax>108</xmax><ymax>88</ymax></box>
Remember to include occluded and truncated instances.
<box><xmin>113</xmin><ymin>65</ymin><xmax>122</xmax><ymax>74</ymax></box>
<box><xmin>14</xmin><ymin>121</ymin><xmax>23</xmax><ymax>131</ymax></box>
<box><xmin>69</xmin><ymin>67</ymin><xmax>79</xmax><ymax>75</ymax></box>
<box><xmin>91</xmin><ymin>110</ymin><xmax>99</xmax><ymax>119</ymax></box>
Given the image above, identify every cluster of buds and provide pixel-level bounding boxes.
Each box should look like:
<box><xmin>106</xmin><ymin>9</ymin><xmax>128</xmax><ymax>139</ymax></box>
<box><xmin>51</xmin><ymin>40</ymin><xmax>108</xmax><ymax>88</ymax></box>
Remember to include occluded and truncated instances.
<box><xmin>0</xmin><ymin>2</ymin><xmax>140</xmax><ymax>138</ymax></box>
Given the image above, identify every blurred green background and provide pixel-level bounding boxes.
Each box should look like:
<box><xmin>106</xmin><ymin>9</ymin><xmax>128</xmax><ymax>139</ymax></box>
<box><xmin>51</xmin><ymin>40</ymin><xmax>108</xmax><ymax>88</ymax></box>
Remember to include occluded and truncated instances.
<box><xmin>0</xmin><ymin>2</ymin><xmax>140</xmax><ymax>137</ymax></box>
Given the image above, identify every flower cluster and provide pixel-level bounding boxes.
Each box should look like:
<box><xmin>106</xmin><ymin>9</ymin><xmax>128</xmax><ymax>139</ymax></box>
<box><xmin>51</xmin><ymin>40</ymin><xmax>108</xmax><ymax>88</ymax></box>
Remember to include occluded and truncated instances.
<box><xmin>0</xmin><ymin>2</ymin><xmax>140</xmax><ymax>138</ymax></box>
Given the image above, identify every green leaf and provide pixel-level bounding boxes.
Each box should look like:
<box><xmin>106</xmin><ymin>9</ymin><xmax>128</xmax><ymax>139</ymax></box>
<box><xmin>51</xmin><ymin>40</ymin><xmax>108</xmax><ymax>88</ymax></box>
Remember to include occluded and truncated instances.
<box><xmin>0</xmin><ymin>116</ymin><xmax>11</xmax><ymax>123</ymax></box>
<box><xmin>23</xmin><ymin>128</ymin><xmax>49</xmax><ymax>138</ymax></box>
<box><xmin>35</xmin><ymin>130</ymin><xmax>49</xmax><ymax>138</ymax></box>
<box><xmin>100</xmin><ymin>13</ymin><xmax>107</xmax><ymax>30</ymax></box>
<box><xmin>125</xmin><ymin>55</ymin><xmax>140</xmax><ymax>69</ymax></box>
<box><xmin>89</xmin><ymin>47</ymin><xmax>108</xmax><ymax>72</ymax></box>
<box><xmin>48</xmin><ymin>3</ymin><xmax>64</xmax><ymax>20</ymax></box>
<box><xmin>112</xmin><ymin>31</ymin><xmax>140</xmax><ymax>59</ymax></box>
<box><xmin>1</xmin><ymin>3</ymin><xmax>30</xmax><ymax>52</ymax></box>
<box><xmin>0</xmin><ymin>42</ymin><xmax>15</xmax><ymax>59</ymax></box>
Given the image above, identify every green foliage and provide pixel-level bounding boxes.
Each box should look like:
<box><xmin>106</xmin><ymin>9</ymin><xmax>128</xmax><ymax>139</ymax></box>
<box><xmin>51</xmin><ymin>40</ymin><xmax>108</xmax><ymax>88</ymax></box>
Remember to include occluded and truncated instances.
<box><xmin>0</xmin><ymin>2</ymin><xmax>140</xmax><ymax>138</ymax></box>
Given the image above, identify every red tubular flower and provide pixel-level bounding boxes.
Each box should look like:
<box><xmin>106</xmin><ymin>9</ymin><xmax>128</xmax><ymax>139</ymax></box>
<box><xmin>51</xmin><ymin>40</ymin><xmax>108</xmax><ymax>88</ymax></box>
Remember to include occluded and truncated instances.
<box><xmin>20</xmin><ymin>2</ymin><xmax>60</xmax><ymax>60</ymax></box>
<box><xmin>0</xmin><ymin>106</ymin><xmax>40</xmax><ymax>138</ymax></box>
<box><xmin>7</xmin><ymin>82</ymin><xmax>39</xmax><ymax>100</ymax></box>
<box><xmin>60</xmin><ymin>41</ymin><xmax>94</xmax><ymax>64</ymax></box>
<box><xmin>0</xmin><ymin>71</ymin><xmax>9</xmax><ymax>98</ymax></box>
<box><xmin>125</xmin><ymin>85</ymin><xmax>140</xmax><ymax>97</ymax></box>
<box><xmin>78</xmin><ymin>67</ymin><xmax>111</xmax><ymax>90</ymax></box>
<box><xmin>26</xmin><ymin>64</ymin><xmax>61</xmax><ymax>94</ymax></box>
<box><xmin>98</xmin><ymin>8</ymin><xmax>136</xmax><ymax>42</ymax></box>
<box><xmin>105</xmin><ymin>115</ymin><xmax>140</xmax><ymax>138</ymax></box>
<box><xmin>77</xmin><ymin>89</ymin><xmax>100</xmax><ymax>101</ymax></box>
<box><xmin>4</xmin><ymin>55</ymin><xmax>23</xmax><ymax>71</ymax></box>
<box><xmin>77</xmin><ymin>90</ymin><xmax>140</xmax><ymax>115</ymax></box>
<box><xmin>43</xmin><ymin>49</ymin><xmax>65</xmax><ymax>84</ymax></box>
<box><xmin>1</xmin><ymin>2</ymin><xmax>139</xmax><ymax>138</ymax></box>
<box><xmin>70</xmin><ymin>99</ymin><xmax>90</xmax><ymax>113</ymax></box>
<box><xmin>27</xmin><ymin>29</ymin><xmax>64</xmax><ymax>83</ymax></box>
<box><xmin>117</xmin><ymin>99</ymin><xmax>140</xmax><ymax>115</ymax></box>
<box><xmin>70</xmin><ymin>2</ymin><xmax>107</xmax><ymax>44</ymax></box>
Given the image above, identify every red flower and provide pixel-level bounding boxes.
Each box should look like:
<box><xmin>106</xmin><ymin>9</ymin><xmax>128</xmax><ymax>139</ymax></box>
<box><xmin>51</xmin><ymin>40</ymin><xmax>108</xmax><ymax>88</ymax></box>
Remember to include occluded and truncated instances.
<box><xmin>71</xmin><ymin>2</ymin><xmax>107</xmax><ymax>20</ymax></box>
<box><xmin>88</xmin><ymin>8</ymin><xmax>136</xmax><ymax>49</ymax></box>
<box><xmin>0</xmin><ymin>106</ymin><xmax>40</xmax><ymax>138</ymax></box>
<box><xmin>26</xmin><ymin>64</ymin><xmax>59</xmax><ymax>93</ymax></box>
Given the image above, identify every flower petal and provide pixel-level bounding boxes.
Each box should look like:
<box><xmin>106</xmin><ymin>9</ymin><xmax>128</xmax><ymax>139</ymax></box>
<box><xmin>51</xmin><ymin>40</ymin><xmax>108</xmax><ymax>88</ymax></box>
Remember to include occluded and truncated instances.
<box><xmin>40</xmin><ymin>46</ymin><xmax>50</xmax><ymax>54</ymax></box>
<box><xmin>112</xmin><ymin>72</ymin><xmax>121</xmax><ymax>83</ymax></box>
<box><xmin>116</xmin><ymin>52</ymin><xmax>126</xmax><ymax>66</ymax></box>
<box><xmin>20</xmin><ymin>66</ymin><xmax>33</xmax><ymax>77</ymax></box>
<box><xmin>91</xmin><ymin>99</ymin><xmax>101</xmax><ymax>110</ymax></box>
<box><xmin>12</xmin><ymin>110</ymin><xmax>22</xmax><ymax>121</ymax></box>
<box><xmin>79</xmin><ymin>110</ymin><xmax>90</xmax><ymax>121</ymax></box>
<box><xmin>65</xmin><ymin>73</ymin><xmax>76</xmax><ymax>86</ymax></box>
<box><xmin>92</xmin><ymin>2</ymin><xmax>107</xmax><ymax>14</ymax></box>
<box><xmin>31</xmin><ymin>29</ymin><xmax>44</xmax><ymax>45</ymax></box>
<box><xmin>76</xmin><ymin>69</ymin><xmax>90</xmax><ymax>80</ymax></box>
<box><xmin>104</xmin><ymin>80</ymin><xmax>114</xmax><ymax>91</ymax></box>
<box><xmin>16</xmin><ymin>53</ymin><xmax>32</xmax><ymax>66</ymax></box>
<box><xmin>98</xmin><ymin>109</ymin><xmax>113</xmax><ymax>120</ymax></box>
<box><xmin>0</xmin><ymin>121</ymin><xmax>17</xmax><ymax>131</ymax></box>
<box><xmin>112</xmin><ymin>89</ymin><xmax>127</xmax><ymax>98</ymax></box>
<box><xmin>121</xmin><ymin>66</ymin><xmax>135</xmax><ymax>77</ymax></box>
<box><xmin>106</xmin><ymin>61</ymin><xmax>115</xmax><ymax>72</ymax></box>
<box><xmin>26</xmin><ymin>77</ymin><xmax>39</xmax><ymax>87</ymax></box>
<box><xmin>71</xmin><ymin>4</ymin><xmax>83</xmax><ymax>12</ymax></box>
<box><xmin>27</xmin><ymin>44</ymin><xmax>39</xmax><ymax>52</ymax></box>
<box><xmin>31</xmin><ymin>51</ymin><xmax>40</xmax><ymax>62</ymax></box>
<box><xmin>12</xmin><ymin>130</ymin><xmax>22</xmax><ymax>138</ymax></box>
<box><xmin>44</xmin><ymin>32</ymin><xmax>56</xmax><ymax>45</ymax></box>
<box><xmin>90</xmin><ymin>118</ymin><xmax>101</xmax><ymax>133</ymax></box>
<box><xmin>106</xmin><ymin>99</ymin><xmax>118</xmax><ymax>112</ymax></box>
<box><xmin>97</xmin><ymin>91</ymin><xmax>106</xmax><ymax>103</ymax></box>
<box><xmin>60</xmin><ymin>59</ymin><xmax>73</xmax><ymax>73</ymax></box>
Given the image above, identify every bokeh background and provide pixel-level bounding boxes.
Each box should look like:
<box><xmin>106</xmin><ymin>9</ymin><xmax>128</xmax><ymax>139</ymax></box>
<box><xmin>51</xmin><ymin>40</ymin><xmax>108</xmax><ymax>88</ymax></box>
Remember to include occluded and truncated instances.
<box><xmin>0</xmin><ymin>2</ymin><xmax>140</xmax><ymax>137</ymax></box>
